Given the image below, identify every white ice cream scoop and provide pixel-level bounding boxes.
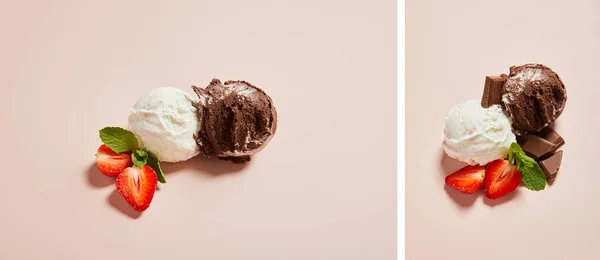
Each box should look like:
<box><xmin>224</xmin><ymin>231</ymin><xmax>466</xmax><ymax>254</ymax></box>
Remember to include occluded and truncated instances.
<box><xmin>128</xmin><ymin>87</ymin><xmax>201</xmax><ymax>162</ymax></box>
<box><xmin>443</xmin><ymin>99</ymin><xmax>516</xmax><ymax>166</ymax></box>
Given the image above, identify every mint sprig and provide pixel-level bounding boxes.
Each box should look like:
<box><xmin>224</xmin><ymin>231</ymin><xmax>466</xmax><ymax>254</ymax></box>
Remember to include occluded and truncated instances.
<box><xmin>132</xmin><ymin>150</ymin><xmax>148</xmax><ymax>168</ymax></box>
<box><xmin>99</xmin><ymin>126</ymin><xmax>166</xmax><ymax>183</ymax></box>
<box><xmin>508</xmin><ymin>143</ymin><xmax>546</xmax><ymax>191</ymax></box>
<box><xmin>147</xmin><ymin>151</ymin><xmax>166</xmax><ymax>184</ymax></box>
<box><xmin>99</xmin><ymin>127</ymin><xmax>139</xmax><ymax>153</ymax></box>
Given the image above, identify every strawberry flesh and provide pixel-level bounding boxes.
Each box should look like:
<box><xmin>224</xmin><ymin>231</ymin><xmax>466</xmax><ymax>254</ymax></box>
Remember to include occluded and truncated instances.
<box><xmin>116</xmin><ymin>165</ymin><xmax>158</xmax><ymax>211</ymax></box>
<box><xmin>96</xmin><ymin>144</ymin><xmax>133</xmax><ymax>177</ymax></box>
<box><xmin>445</xmin><ymin>165</ymin><xmax>486</xmax><ymax>194</ymax></box>
<box><xmin>484</xmin><ymin>159</ymin><xmax>522</xmax><ymax>200</ymax></box>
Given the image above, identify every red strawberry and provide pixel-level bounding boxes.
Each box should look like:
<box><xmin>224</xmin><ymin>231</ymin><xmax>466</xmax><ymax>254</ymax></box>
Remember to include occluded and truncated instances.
<box><xmin>445</xmin><ymin>165</ymin><xmax>486</xmax><ymax>194</ymax></box>
<box><xmin>95</xmin><ymin>144</ymin><xmax>133</xmax><ymax>177</ymax></box>
<box><xmin>116</xmin><ymin>165</ymin><xmax>158</xmax><ymax>211</ymax></box>
<box><xmin>484</xmin><ymin>159</ymin><xmax>522</xmax><ymax>200</ymax></box>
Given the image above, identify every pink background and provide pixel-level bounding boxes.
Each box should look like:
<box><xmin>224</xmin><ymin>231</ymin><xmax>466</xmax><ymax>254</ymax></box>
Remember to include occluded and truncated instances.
<box><xmin>0</xmin><ymin>1</ymin><xmax>396</xmax><ymax>259</ymax></box>
<box><xmin>407</xmin><ymin>0</ymin><xmax>600</xmax><ymax>259</ymax></box>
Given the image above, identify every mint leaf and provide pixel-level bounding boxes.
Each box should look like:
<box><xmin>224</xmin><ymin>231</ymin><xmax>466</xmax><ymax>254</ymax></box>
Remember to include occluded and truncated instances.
<box><xmin>508</xmin><ymin>143</ymin><xmax>519</xmax><ymax>162</ymax></box>
<box><xmin>520</xmin><ymin>154</ymin><xmax>536</xmax><ymax>162</ymax></box>
<box><xmin>99</xmin><ymin>127</ymin><xmax>139</xmax><ymax>153</ymax></box>
<box><xmin>132</xmin><ymin>150</ymin><xmax>148</xmax><ymax>167</ymax></box>
<box><xmin>510</xmin><ymin>142</ymin><xmax>526</xmax><ymax>156</ymax></box>
<box><xmin>509</xmin><ymin>142</ymin><xmax>519</xmax><ymax>153</ymax></box>
<box><xmin>146</xmin><ymin>151</ymin><xmax>166</xmax><ymax>184</ymax></box>
<box><xmin>519</xmin><ymin>160</ymin><xmax>546</xmax><ymax>191</ymax></box>
<box><xmin>509</xmin><ymin>142</ymin><xmax>546</xmax><ymax>191</ymax></box>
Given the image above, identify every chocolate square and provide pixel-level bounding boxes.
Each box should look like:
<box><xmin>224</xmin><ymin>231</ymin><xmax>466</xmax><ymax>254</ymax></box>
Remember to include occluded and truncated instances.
<box><xmin>481</xmin><ymin>76</ymin><xmax>505</xmax><ymax>108</ymax></box>
<box><xmin>520</xmin><ymin>135</ymin><xmax>556</xmax><ymax>159</ymax></box>
<box><xmin>537</xmin><ymin>127</ymin><xmax>565</xmax><ymax>149</ymax></box>
<box><xmin>540</xmin><ymin>150</ymin><xmax>563</xmax><ymax>181</ymax></box>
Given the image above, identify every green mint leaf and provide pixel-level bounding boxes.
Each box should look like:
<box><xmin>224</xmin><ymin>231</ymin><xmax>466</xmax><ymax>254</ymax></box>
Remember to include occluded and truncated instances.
<box><xmin>510</xmin><ymin>142</ymin><xmax>524</xmax><ymax>156</ymax></box>
<box><xmin>510</xmin><ymin>143</ymin><xmax>546</xmax><ymax>191</ymax></box>
<box><xmin>508</xmin><ymin>142</ymin><xmax>520</xmax><ymax>163</ymax></box>
<box><xmin>515</xmin><ymin>153</ymin><xmax>535</xmax><ymax>168</ymax></box>
<box><xmin>99</xmin><ymin>127</ymin><xmax>139</xmax><ymax>153</ymax></box>
<box><xmin>519</xmin><ymin>153</ymin><xmax>536</xmax><ymax>163</ymax></box>
<box><xmin>519</xmin><ymin>161</ymin><xmax>546</xmax><ymax>191</ymax></box>
<box><xmin>132</xmin><ymin>149</ymin><xmax>148</xmax><ymax>168</ymax></box>
<box><xmin>146</xmin><ymin>151</ymin><xmax>166</xmax><ymax>184</ymax></box>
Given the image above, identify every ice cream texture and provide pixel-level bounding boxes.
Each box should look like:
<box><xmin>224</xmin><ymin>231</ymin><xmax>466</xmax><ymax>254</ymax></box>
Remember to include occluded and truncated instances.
<box><xmin>128</xmin><ymin>87</ymin><xmax>201</xmax><ymax>162</ymax></box>
<box><xmin>192</xmin><ymin>79</ymin><xmax>277</xmax><ymax>162</ymax></box>
<box><xmin>501</xmin><ymin>64</ymin><xmax>567</xmax><ymax>135</ymax></box>
<box><xmin>443</xmin><ymin>99</ymin><xmax>516</xmax><ymax>165</ymax></box>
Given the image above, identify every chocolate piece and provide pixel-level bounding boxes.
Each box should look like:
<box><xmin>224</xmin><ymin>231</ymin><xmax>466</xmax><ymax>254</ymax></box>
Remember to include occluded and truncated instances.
<box><xmin>501</xmin><ymin>64</ymin><xmax>567</xmax><ymax>135</ymax></box>
<box><xmin>537</xmin><ymin>127</ymin><xmax>565</xmax><ymax>149</ymax></box>
<box><xmin>520</xmin><ymin>135</ymin><xmax>556</xmax><ymax>159</ymax></box>
<box><xmin>540</xmin><ymin>150</ymin><xmax>563</xmax><ymax>181</ymax></box>
<box><xmin>192</xmin><ymin>79</ymin><xmax>277</xmax><ymax>161</ymax></box>
<box><xmin>481</xmin><ymin>76</ymin><xmax>505</xmax><ymax>108</ymax></box>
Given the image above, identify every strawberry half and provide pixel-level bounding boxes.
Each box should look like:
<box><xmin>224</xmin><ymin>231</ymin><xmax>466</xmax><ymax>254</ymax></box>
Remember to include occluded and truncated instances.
<box><xmin>96</xmin><ymin>144</ymin><xmax>133</xmax><ymax>177</ymax></box>
<box><xmin>116</xmin><ymin>165</ymin><xmax>158</xmax><ymax>211</ymax></box>
<box><xmin>445</xmin><ymin>165</ymin><xmax>486</xmax><ymax>194</ymax></box>
<box><xmin>484</xmin><ymin>159</ymin><xmax>522</xmax><ymax>200</ymax></box>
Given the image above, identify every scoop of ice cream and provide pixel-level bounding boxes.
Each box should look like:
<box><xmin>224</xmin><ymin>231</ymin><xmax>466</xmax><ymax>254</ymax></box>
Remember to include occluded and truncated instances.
<box><xmin>443</xmin><ymin>99</ymin><xmax>516</xmax><ymax>165</ymax></box>
<box><xmin>128</xmin><ymin>87</ymin><xmax>201</xmax><ymax>162</ymax></box>
<box><xmin>501</xmin><ymin>64</ymin><xmax>567</xmax><ymax>135</ymax></box>
<box><xmin>192</xmin><ymin>79</ymin><xmax>277</xmax><ymax>162</ymax></box>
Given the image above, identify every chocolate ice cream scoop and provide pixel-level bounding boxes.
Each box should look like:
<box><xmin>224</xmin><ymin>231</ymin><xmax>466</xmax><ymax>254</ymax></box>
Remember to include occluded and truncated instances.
<box><xmin>192</xmin><ymin>79</ymin><xmax>277</xmax><ymax>162</ymax></box>
<box><xmin>501</xmin><ymin>64</ymin><xmax>567</xmax><ymax>135</ymax></box>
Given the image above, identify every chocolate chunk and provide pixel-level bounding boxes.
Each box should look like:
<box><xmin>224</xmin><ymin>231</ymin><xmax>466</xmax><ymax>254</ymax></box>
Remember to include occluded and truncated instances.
<box><xmin>481</xmin><ymin>76</ymin><xmax>505</xmax><ymax>108</ymax></box>
<box><xmin>540</xmin><ymin>150</ymin><xmax>563</xmax><ymax>181</ymax></box>
<box><xmin>520</xmin><ymin>135</ymin><xmax>556</xmax><ymax>159</ymax></box>
<box><xmin>537</xmin><ymin>127</ymin><xmax>565</xmax><ymax>149</ymax></box>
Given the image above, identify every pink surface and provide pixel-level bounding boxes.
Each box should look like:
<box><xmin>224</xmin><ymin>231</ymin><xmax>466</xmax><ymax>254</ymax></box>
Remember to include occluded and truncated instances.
<box><xmin>407</xmin><ymin>0</ymin><xmax>600</xmax><ymax>259</ymax></box>
<box><xmin>0</xmin><ymin>1</ymin><xmax>396</xmax><ymax>259</ymax></box>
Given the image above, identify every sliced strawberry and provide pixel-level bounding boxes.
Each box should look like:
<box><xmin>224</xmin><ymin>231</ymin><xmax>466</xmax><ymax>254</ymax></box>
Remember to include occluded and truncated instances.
<box><xmin>116</xmin><ymin>165</ymin><xmax>158</xmax><ymax>211</ymax></box>
<box><xmin>445</xmin><ymin>165</ymin><xmax>486</xmax><ymax>194</ymax></box>
<box><xmin>96</xmin><ymin>144</ymin><xmax>133</xmax><ymax>177</ymax></box>
<box><xmin>484</xmin><ymin>159</ymin><xmax>522</xmax><ymax>200</ymax></box>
